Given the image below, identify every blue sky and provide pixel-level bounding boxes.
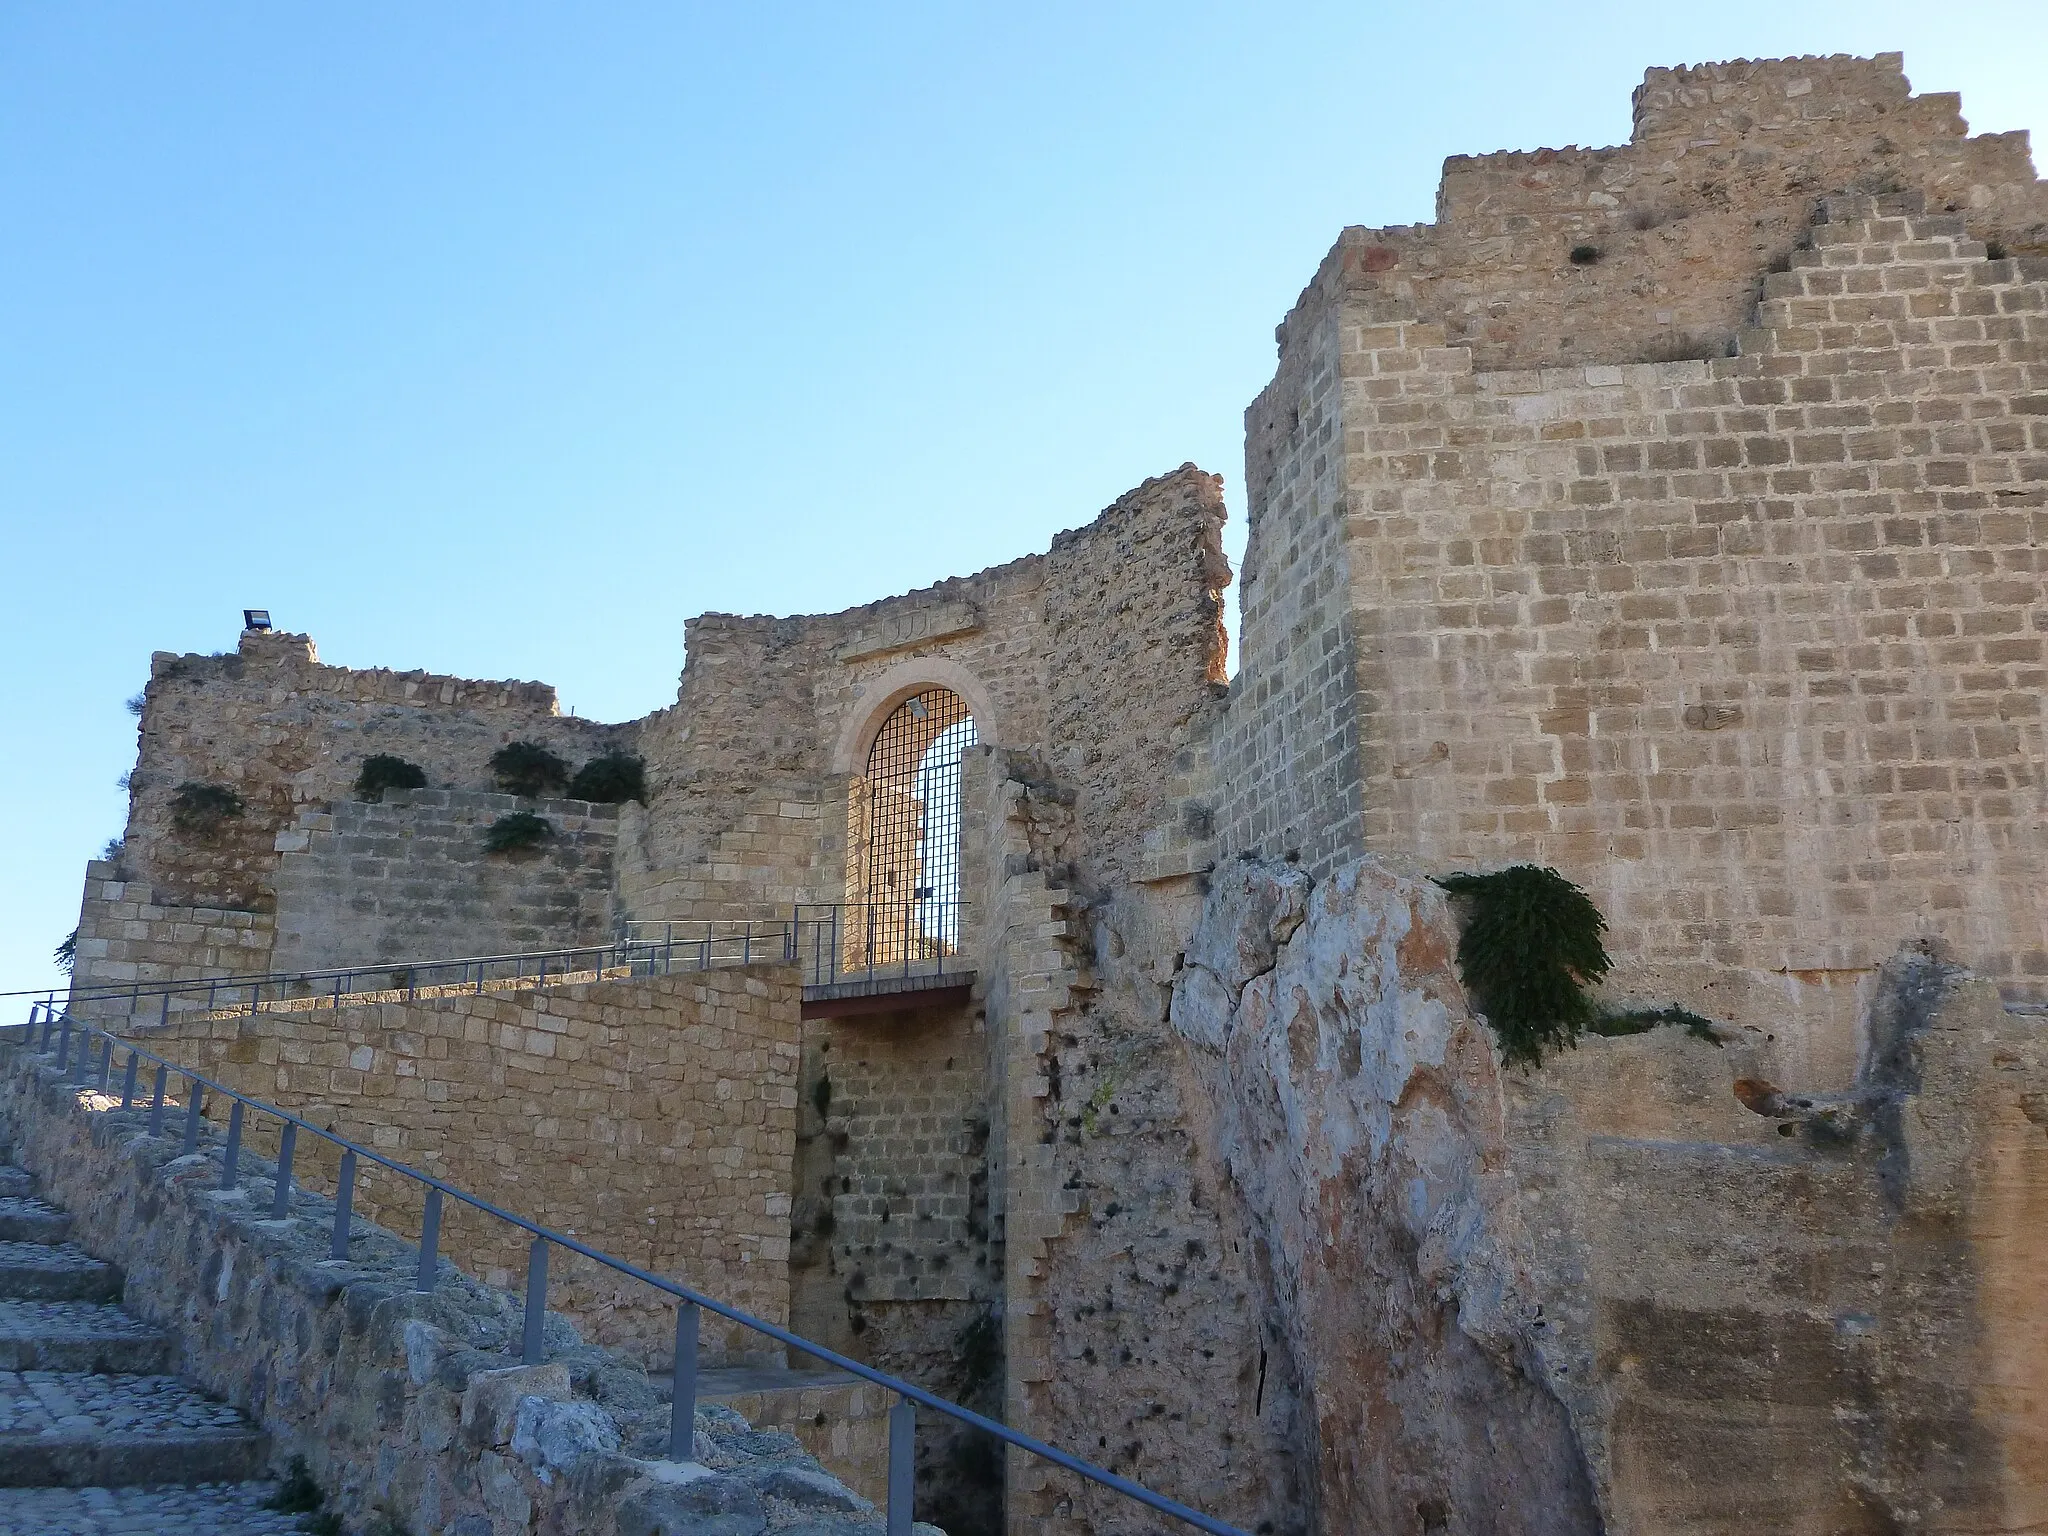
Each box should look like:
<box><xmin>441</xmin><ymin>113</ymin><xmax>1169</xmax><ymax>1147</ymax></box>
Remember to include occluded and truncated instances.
<box><xmin>2</xmin><ymin>2</ymin><xmax>2043</xmax><ymax>997</ymax></box>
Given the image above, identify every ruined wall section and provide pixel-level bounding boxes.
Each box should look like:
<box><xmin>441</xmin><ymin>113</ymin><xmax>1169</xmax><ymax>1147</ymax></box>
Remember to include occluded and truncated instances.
<box><xmin>1042</xmin><ymin>465</ymin><xmax>1231</xmax><ymax>889</ymax></box>
<box><xmin>137</xmin><ymin>966</ymin><xmax>800</xmax><ymax>1367</ymax></box>
<box><xmin>618</xmin><ymin>555</ymin><xmax>1054</xmax><ymax>929</ymax></box>
<box><xmin>1326</xmin><ymin>197</ymin><xmax>2047</xmax><ymax>1086</ymax></box>
<box><xmin>1217</xmin><ymin>297</ymin><xmax>1365</xmax><ymax>879</ymax></box>
<box><xmin>269</xmin><ymin>788</ymin><xmax>618</xmax><ymax>972</ymax></box>
<box><xmin>1277</xmin><ymin>53</ymin><xmax>2048</xmax><ymax>375</ymax></box>
<box><xmin>128</xmin><ymin>630</ymin><xmax>622</xmax><ymax>915</ymax></box>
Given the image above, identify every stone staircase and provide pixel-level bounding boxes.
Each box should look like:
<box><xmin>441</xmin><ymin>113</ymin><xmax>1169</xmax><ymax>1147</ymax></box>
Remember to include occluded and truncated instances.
<box><xmin>0</xmin><ymin>1161</ymin><xmax>303</xmax><ymax>1536</ymax></box>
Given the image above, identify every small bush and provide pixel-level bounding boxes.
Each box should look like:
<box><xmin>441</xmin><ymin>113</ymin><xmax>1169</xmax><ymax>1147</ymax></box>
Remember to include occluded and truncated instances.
<box><xmin>1569</xmin><ymin>243</ymin><xmax>1601</xmax><ymax>265</ymax></box>
<box><xmin>101</xmin><ymin>836</ymin><xmax>126</xmax><ymax>863</ymax></box>
<box><xmin>54</xmin><ymin>929</ymin><xmax>77</xmax><ymax>974</ymax></box>
<box><xmin>170</xmin><ymin>781</ymin><xmax>243</xmax><ymax>838</ymax></box>
<box><xmin>1434</xmin><ymin>865</ymin><xmax>1611</xmax><ymax>1066</ymax></box>
<box><xmin>484</xmin><ymin>811</ymin><xmax>553</xmax><ymax>855</ymax></box>
<box><xmin>355</xmin><ymin>754</ymin><xmax>427</xmax><ymax>802</ymax></box>
<box><xmin>125</xmin><ymin>691</ymin><xmax>146</xmax><ymax>718</ymax></box>
<box><xmin>268</xmin><ymin>1457</ymin><xmax>323</xmax><ymax>1514</ymax></box>
<box><xmin>489</xmin><ymin>741</ymin><xmax>570</xmax><ymax>798</ymax></box>
<box><xmin>567</xmin><ymin>751</ymin><xmax>646</xmax><ymax>805</ymax></box>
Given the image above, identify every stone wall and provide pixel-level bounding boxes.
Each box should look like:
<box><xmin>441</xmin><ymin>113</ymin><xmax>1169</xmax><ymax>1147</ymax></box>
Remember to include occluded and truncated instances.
<box><xmin>1230</xmin><ymin>132</ymin><xmax>2048</xmax><ymax>1083</ymax></box>
<box><xmin>1276</xmin><ymin>53</ymin><xmax>2048</xmax><ymax>376</ymax></box>
<box><xmin>68</xmin><ymin>859</ymin><xmax>277</xmax><ymax>1020</ymax></box>
<box><xmin>1168</xmin><ymin>854</ymin><xmax>2048</xmax><ymax>1536</ymax></box>
<box><xmin>0</xmin><ymin>1040</ymin><xmax>903</xmax><ymax>1536</ymax></box>
<box><xmin>270</xmin><ymin>789</ymin><xmax>619</xmax><ymax>971</ymax></box>
<box><xmin>134</xmin><ymin>967</ymin><xmax>800</xmax><ymax>1366</ymax></box>
<box><xmin>128</xmin><ymin>629</ymin><xmax>623</xmax><ymax>915</ymax></box>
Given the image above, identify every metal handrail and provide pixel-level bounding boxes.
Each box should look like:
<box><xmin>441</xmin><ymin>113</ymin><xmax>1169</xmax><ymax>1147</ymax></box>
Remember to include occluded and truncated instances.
<box><xmin>7</xmin><ymin>999</ymin><xmax>1245</xmax><ymax>1536</ymax></box>
<box><xmin>12</xmin><ymin>925</ymin><xmax>799</xmax><ymax>1019</ymax></box>
<box><xmin>791</xmin><ymin>902</ymin><xmax>970</xmax><ymax>990</ymax></box>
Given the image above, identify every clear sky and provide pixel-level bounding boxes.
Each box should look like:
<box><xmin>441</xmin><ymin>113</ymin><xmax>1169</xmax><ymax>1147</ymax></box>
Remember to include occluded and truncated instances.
<box><xmin>2</xmin><ymin>1</ymin><xmax>2043</xmax><ymax>998</ymax></box>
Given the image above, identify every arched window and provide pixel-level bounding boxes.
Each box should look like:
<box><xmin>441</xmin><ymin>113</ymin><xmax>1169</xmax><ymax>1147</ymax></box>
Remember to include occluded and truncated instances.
<box><xmin>853</xmin><ymin>687</ymin><xmax>976</xmax><ymax>962</ymax></box>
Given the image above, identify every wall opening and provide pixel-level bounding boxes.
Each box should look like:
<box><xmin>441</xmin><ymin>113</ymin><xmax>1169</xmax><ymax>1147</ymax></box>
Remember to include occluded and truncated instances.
<box><xmin>849</xmin><ymin>687</ymin><xmax>976</xmax><ymax>967</ymax></box>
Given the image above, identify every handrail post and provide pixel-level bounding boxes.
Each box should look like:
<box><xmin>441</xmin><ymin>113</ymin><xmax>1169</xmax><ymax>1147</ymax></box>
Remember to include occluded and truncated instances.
<box><xmin>522</xmin><ymin>1236</ymin><xmax>549</xmax><ymax>1365</ymax></box>
<box><xmin>888</xmin><ymin>1397</ymin><xmax>915</xmax><ymax>1535</ymax></box>
<box><xmin>668</xmin><ymin>1302</ymin><xmax>699</xmax><ymax>1460</ymax></box>
<box><xmin>147</xmin><ymin>1065</ymin><xmax>168</xmax><ymax>1136</ymax></box>
<box><xmin>158</xmin><ymin>992</ymin><xmax>171</xmax><ymax>1028</ymax></box>
<box><xmin>96</xmin><ymin>1036</ymin><xmax>114</xmax><ymax>1092</ymax></box>
<box><xmin>272</xmin><ymin>1122</ymin><xmax>296</xmax><ymax>1219</ymax></box>
<box><xmin>220</xmin><ymin>1100</ymin><xmax>245</xmax><ymax>1190</ymax></box>
<box><xmin>416</xmin><ymin>1186</ymin><xmax>443</xmax><ymax>1292</ymax></box>
<box><xmin>331</xmin><ymin>1149</ymin><xmax>357</xmax><ymax>1259</ymax></box>
<box><xmin>55</xmin><ymin>1018</ymin><xmax>71</xmax><ymax>1072</ymax></box>
<box><xmin>39</xmin><ymin>1010</ymin><xmax>54</xmax><ymax>1049</ymax></box>
<box><xmin>119</xmin><ymin>1051</ymin><xmax>139</xmax><ymax>1111</ymax></box>
<box><xmin>180</xmin><ymin>1078</ymin><xmax>204</xmax><ymax>1155</ymax></box>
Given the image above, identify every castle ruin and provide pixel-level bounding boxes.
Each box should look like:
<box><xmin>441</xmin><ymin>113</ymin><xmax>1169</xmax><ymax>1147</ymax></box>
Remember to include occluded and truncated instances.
<box><xmin>58</xmin><ymin>53</ymin><xmax>2048</xmax><ymax>1536</ymax></box>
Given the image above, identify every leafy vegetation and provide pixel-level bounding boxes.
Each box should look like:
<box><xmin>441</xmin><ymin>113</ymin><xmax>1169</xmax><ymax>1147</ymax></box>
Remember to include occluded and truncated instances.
<box><xmin>1434</xmin><ymin>865</ymin><xmax>1611</xmax><ymax>1065</ymax></box>
<box><xmin>355</xmin><ymin>754</ymin><xmax>427</xmax><ymax>802</ymax></box>
<box><xmin>567</xmin><ymin>751</ymin><xmax>647</xmax><ymax>805</ymax></box>
<box><xmin>125</xmin><ymin>691</ymin><xmax>146</xmax><ymax>718</ymax></box>
<box><xmin>489</xmin><ymin>741</ymin><xmax>570</xmax><ymax>798</ymax></box>
<box><xmin>169</xmin><ymin>781</ymin><xmax>244</xmax><ymax>838</ymax></box>
<box><xmin>267</xmin><ymin>1458</ymin><xmax>323</xmax><ymax>1514</ymax></box>
<box><xmin>484</xmin><ymin>811</ymin><xmax>554</xmax><ymax>855</ymax></box>
<box><xmin>54</xmin><ymin>929</ymin><xmax>76</xmax><ymax>974</ymax></box>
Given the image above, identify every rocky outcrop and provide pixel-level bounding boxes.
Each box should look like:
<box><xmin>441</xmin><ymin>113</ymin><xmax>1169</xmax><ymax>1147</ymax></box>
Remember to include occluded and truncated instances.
<box><xmin>1171</xmin><ymin>855</ymin><xmax>1599</xmax><ymax>1535</ymax></box>
<box><xmin>1170</xmin><ymin>856</ymin><xmax>2048</xmax><ymax>1536</ymax></box>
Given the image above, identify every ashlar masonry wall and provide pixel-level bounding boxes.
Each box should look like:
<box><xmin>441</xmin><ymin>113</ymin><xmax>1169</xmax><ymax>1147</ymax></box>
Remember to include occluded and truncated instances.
<box><xmin>67</xmin><ymin>858</ymin><xmax>276</xmax><ymax>1020</ymax></box>
<box><xmin>138</xmin><ymin>966</ymin><xmax>800</xmax><ymax>1365</ymax></box>
<box><xmin>1227</xmin><ymin>67</ymin><xmax>2048</xmax><ymax>1087</ymax></box>
<box><xmin>1330</xmin><ymin>198</ymin><xmax>2046</xmax><ymax>1085</ymax></box>
<box><xmin>269</xmin><ymin>788</ymin><xmax>619</xmax><ymax>971</ymax></box>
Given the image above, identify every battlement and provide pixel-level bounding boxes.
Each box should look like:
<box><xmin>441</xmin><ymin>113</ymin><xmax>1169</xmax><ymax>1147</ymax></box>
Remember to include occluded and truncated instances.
<box><xmin>1274</xmin><ymin>52</ymin><xmax>2046</xmax><ymax>377</ymax></box>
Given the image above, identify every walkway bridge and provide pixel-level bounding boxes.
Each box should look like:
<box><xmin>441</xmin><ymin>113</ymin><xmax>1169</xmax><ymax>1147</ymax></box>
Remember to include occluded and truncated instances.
<box><xmin>38</xmin><ymin>902</ymin><xmax>974</xmax><ymax>1028</ymax></box>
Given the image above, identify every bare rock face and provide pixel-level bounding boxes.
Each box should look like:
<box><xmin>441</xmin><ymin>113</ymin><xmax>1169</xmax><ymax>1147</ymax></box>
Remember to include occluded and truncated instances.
<box><xmin>1171</xmin><ymin>856</ymin><xmax>1599</xmax><ymax>1535</ymax></box>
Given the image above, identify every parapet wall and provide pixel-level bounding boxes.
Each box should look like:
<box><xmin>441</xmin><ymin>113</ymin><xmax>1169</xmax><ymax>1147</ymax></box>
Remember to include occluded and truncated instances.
<box><xmin>135</xmin><ymin>966</ymin><xmax>801</xmax><ymax>1365</ymax></box>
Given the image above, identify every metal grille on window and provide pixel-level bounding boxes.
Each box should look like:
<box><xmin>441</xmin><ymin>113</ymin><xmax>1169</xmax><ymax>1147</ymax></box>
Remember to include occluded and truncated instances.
<box><xmin>854</xmin><ymin>688</ymin><xmax>976</xmax><ymax>972</ymax></box>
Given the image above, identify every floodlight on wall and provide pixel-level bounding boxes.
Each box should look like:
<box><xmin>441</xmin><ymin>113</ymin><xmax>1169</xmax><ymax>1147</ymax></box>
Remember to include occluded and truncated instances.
<box><xmin>243</xmin><ymin>609</ymin><xmax>272</xmax><ymax>632</ymax></box>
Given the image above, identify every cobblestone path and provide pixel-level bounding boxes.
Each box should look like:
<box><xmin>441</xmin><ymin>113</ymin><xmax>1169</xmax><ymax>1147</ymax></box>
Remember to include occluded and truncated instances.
<box><xmin>0</xmin><ymin>1160</ymin><xmax>304</xmax><ymax>1536</ymax></box>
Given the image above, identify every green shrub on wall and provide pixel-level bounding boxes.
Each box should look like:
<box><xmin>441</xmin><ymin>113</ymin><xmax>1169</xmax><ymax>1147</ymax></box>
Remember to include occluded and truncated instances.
<box><xmin>484</xmin><ymin>811</ymin><xmax>553</xmax><ymax>856</ymax></box>
<box><xmin>489</xmin><ymin>742</ymin><xmax>570</xmax><ymax>798</ymax></box>
<box><xmin>169</xmin><ymin>781</ymin><xmax>244</xmax><ymax>839</ymax></box>
<box><xmin>355</xmin><ymin>754</ymin><xmax>427</xmax><ymax>802</ymax></box>
<box><xmin>567</xmin><ymin>751</ymin><xmax>646</xmax><ymax>805</ymax></box>
<box><xmin>1434</xmin><ymin>864</ymin><xmax>1611</xmax><ymax>1065</ymax></box>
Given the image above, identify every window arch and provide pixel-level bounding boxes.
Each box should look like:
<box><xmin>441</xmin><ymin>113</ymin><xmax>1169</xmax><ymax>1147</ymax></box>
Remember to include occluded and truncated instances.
<box><xmin>851</xmin><ymin>687</ymin><xmax>976</xmax><ymax>962</ymax></box>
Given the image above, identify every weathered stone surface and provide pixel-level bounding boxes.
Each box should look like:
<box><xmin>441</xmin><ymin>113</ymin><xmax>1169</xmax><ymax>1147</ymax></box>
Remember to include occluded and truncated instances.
<box><xmin>1173</xmin><ymin>856</ymin><xmax>1596</xmax><ymax>1535</ymax></box>
<box><xmin>0</xmin><ymin>1045</ymin><xmax>923</xmax><ymax>1536</ymax></box>
<box><xmin>1172</xmin><ymin>856</ymin><xmax>2048</xmax><ymax>1535</ymax></box>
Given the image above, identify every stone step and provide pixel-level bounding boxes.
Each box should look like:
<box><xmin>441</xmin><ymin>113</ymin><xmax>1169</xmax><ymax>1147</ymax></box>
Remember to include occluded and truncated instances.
<box><xmin>0</xmin><ymin>1202</ymin><xmax>70</xmax><ymax>1247</ymax></box>
<box><xmin>0</xmin><ymin>1479</ymin><xmax>306</xmax><ymax>1535</ymax></box>
<box><xmin>0</xmin><ymin>1172</ymin><xmax>33</xmax><ymax>1203</ymax></box>
<box><xmin>0</xmin><ymin>1305</ymin><xmax>169</xmax><ymax>1375</ymax></box>
<box><xmin>0</xmin><ymin>1245</ymin><xmax>121</xmax><ymax>1305</ymax></box>
<box><xmin>0</xmin><ymin>1373</ymin><xmax>267</xmax><ymax>1488</ymax></box>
